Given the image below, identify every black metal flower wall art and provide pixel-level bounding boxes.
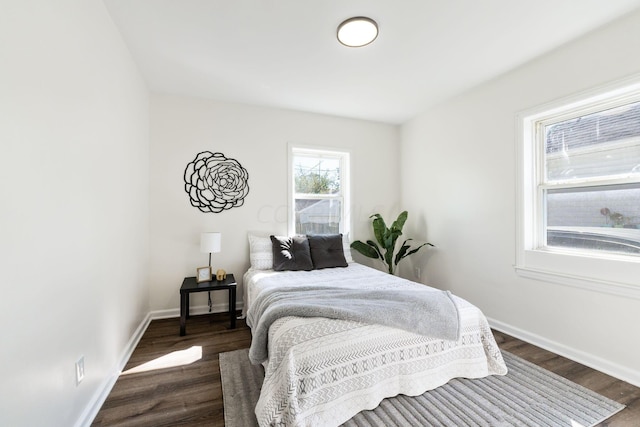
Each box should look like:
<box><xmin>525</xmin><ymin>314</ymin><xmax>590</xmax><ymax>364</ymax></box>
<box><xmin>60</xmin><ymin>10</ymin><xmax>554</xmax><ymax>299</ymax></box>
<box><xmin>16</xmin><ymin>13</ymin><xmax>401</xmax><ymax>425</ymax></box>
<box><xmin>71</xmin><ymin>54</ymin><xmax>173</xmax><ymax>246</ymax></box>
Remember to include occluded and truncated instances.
<box><xmin>184</xmin><ymin>151</ymin><xmax>250</xmax><ymax>213</ymax></box>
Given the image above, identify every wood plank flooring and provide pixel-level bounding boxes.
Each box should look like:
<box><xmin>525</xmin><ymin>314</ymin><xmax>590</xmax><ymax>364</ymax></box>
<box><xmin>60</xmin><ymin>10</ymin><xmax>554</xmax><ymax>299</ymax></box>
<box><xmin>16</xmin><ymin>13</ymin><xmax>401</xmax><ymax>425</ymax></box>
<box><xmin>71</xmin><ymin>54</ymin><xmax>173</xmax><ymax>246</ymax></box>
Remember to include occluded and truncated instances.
<box><xmin>92</xmin><ymin>314</ymin><xmax>639</xmax><ymax>426</ymax></box>
<box><xmin>92</xmin><ymin>313</ymin><xmax>251</xmax><ymax>427</ymax></box>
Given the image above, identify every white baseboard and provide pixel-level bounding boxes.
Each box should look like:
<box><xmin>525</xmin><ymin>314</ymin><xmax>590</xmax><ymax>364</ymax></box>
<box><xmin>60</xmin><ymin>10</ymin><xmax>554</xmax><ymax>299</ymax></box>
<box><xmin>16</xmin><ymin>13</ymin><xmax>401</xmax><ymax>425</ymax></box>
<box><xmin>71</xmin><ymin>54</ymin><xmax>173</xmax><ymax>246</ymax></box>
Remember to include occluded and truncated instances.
<box><xmin>74</xmin><ymin>301</ymin><xmax>244</xmax><ymax>427</ymax></box>
<box><xmin>488</xmin><ymin>317</ymin><xmax>640</xmax><ymax>388</ymax></box>
<box><xmin>74</xmin><ymin>311</ymin><xmax>152</xmax><ymax>427</ymax></box>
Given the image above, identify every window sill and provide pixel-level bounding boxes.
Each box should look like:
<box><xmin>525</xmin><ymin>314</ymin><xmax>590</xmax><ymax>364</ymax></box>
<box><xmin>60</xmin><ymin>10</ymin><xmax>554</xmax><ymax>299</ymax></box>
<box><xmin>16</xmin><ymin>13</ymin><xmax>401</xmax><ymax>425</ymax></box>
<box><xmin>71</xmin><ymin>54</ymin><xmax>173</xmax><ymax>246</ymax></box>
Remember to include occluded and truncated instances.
<box><xmin>514</xmin><ymin>265</ymin><xmax>640</xmax><ymax>300</ymax></box>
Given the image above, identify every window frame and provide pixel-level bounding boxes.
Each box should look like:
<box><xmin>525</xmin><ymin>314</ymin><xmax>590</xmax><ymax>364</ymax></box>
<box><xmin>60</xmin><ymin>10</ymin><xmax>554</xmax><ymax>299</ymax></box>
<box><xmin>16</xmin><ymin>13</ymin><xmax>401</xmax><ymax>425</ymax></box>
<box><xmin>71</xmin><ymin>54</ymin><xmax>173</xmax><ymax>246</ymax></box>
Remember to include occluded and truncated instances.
<box><xmin>515</xmin><ymin>75</ymin><xmax>640</xmax><ymax>299</ymax></box>
<box><xmin>288</xmin><ymin>144</ymin><xmax>351</xmax><ymax>236</ymax></box>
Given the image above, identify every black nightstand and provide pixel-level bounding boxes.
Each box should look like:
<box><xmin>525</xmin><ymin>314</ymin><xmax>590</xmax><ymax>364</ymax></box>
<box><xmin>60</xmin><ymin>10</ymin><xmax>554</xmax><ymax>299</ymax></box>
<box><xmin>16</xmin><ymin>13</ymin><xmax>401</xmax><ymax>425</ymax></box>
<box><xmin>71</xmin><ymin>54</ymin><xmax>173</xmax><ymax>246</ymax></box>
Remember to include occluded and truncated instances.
<box><xmin>179</xmin><ymin>274</ymin><xmax>237</xmax><ymax>336</ymax></box>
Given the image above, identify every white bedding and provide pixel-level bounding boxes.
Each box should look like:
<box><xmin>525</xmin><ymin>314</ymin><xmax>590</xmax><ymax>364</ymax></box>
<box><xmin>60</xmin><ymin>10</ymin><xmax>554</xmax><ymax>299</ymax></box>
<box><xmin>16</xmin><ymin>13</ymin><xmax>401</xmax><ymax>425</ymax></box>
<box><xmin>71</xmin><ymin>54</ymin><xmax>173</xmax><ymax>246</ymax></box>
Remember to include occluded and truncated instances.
<box><xmin>243</xmin><ymin>263</ymin><xmax>507</xmax><ymax>427</ymax></box>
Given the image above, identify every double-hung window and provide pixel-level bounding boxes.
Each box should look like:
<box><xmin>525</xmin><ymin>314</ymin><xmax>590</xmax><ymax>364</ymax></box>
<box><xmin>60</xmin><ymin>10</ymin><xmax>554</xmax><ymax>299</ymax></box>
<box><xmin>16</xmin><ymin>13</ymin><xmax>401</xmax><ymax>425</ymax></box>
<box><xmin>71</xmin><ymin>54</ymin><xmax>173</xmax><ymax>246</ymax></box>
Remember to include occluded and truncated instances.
<box><xmin>289</xmin><ymin>146</ymin><xmax>350</xmax><ymax>235</ymax></box>
<box><xmin>516</xmin><ymin>77</ymin><xmax>640</xmax><ymax>295</ymax></box>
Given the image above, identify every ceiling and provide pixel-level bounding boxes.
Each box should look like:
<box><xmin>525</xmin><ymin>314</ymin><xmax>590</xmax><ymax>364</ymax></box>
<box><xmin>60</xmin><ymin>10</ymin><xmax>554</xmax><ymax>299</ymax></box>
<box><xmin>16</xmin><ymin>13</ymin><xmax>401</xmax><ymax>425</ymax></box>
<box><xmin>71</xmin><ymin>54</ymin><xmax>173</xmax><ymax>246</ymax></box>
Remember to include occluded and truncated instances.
<box><xmin>104</xmin><ymin>0</ymin><xmax>640</xmax><ymax>124</ymax></box>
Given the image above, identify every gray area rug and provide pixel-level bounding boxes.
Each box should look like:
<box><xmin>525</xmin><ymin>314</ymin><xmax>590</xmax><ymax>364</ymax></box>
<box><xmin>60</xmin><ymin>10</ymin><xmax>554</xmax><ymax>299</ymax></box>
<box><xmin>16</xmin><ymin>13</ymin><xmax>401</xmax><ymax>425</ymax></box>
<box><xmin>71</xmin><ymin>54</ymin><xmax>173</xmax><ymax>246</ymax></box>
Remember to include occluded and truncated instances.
<box><xmin>219</xmin><ymin>349</ymin><xmax>624</xmax><ymax>427</ymax></box>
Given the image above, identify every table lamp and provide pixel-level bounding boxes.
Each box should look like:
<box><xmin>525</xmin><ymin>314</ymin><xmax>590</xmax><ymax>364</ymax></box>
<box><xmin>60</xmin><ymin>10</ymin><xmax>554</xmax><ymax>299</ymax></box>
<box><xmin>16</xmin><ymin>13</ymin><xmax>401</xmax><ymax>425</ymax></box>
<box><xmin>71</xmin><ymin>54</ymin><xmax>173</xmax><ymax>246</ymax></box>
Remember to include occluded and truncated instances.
<box><xmin>200</xmin><ymin>232</ymin><xmax>221</xmax><ymax>312</ymax></box>
<box><xmin>200</xmin><ymin>232</ymin><xmax>222</xmax><ymax>267</ymax></box>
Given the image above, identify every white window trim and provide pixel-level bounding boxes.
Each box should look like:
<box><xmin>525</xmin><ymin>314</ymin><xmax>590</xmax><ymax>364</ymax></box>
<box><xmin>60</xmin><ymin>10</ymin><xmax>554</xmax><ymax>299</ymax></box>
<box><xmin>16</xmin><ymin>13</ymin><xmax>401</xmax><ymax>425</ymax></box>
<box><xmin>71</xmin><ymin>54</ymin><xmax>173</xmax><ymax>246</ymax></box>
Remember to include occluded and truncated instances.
<box><xmin>288</xmin><ymin>143</ymin><xmax>352</xmax><ymax>236</ymax></box>
<box><xmin>515</xmin><ymin>74</ymin><xmax>640</xmax><ymax>300</ymax></box>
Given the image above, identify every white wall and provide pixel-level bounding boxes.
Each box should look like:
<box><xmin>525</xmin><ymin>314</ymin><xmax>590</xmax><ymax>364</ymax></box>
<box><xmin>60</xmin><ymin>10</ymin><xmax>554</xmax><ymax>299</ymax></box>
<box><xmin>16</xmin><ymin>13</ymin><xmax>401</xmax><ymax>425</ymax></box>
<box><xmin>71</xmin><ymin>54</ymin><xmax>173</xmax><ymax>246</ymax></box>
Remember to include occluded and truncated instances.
<box><xmin>400</xmin><ymin>10</ymin><xmax>640</xmax><ymax>385</ymax></box>
<box><xmin>0</xmin><ymin>1</ymin><xmax>149</xmax><ymax>426</ymax></box>
<box><xmin>149</xmin><ymin>94</ymin><xmax>400</xmax><ymax>313</ymax></box>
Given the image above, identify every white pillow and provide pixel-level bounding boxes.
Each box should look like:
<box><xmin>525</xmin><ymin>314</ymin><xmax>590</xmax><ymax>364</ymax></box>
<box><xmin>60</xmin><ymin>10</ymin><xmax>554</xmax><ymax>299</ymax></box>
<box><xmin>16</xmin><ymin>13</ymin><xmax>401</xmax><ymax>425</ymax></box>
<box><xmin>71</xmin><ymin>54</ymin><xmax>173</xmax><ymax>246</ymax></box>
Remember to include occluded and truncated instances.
<box><xmin>248</xmin><ymin>233</ymin><xmax>273</xmax><ymax>270</ymax></box>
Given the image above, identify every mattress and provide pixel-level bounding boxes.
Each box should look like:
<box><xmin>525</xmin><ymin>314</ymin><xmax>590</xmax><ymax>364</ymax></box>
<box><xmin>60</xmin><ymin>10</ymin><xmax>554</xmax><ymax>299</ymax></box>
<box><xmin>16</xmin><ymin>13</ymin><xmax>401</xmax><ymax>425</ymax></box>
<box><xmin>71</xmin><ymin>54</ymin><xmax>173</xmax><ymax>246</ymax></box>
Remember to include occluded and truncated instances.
<box><xmin>243</xmin><ymin>263</ymin><xmax>507</xmax><ymax>427</ymax></box>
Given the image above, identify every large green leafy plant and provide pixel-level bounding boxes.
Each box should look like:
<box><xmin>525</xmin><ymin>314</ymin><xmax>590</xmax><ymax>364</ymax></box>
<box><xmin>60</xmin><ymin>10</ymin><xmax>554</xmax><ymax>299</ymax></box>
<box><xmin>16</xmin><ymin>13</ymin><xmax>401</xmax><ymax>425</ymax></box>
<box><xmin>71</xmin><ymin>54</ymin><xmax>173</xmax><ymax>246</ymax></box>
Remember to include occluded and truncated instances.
<box><xmin>350</xmin><ymin>211</ymin><xmax>433</xmax><ymax>275</ymax></box>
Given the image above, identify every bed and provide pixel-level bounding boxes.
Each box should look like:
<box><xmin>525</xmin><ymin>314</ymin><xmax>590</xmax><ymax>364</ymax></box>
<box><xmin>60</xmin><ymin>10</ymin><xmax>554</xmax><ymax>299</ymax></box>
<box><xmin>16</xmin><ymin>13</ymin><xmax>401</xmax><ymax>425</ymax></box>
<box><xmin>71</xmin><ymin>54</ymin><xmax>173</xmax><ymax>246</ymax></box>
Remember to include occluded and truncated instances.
<box><xmin>243</xmin><ymin>233</ymin><xmax>507</xmax><ymax>427</ymax></box>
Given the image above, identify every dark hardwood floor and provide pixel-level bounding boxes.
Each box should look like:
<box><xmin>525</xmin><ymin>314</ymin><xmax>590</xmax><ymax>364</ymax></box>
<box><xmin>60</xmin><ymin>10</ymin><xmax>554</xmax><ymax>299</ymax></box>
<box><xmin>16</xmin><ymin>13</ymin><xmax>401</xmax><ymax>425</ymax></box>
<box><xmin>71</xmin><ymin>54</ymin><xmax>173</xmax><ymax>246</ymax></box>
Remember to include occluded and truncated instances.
<box><xmin>92</xmin><ymin>314</ymin><xmax>639</xmax><ymax>426</ymax></box>
<box><xmin>92</xmin><ymin>313</ymin><xmax>252</xmax><ymax>427</ymax></box>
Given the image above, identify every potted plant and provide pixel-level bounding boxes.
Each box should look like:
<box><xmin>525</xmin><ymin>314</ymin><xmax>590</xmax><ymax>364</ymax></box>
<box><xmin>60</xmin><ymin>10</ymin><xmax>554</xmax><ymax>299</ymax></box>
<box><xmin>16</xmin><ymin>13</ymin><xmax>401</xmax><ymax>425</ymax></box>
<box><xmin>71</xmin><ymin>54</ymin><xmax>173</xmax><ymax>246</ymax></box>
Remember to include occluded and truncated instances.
<box><xmin>350</xmin><ymin>211</ymin><xmax>433</xmax><ymax>275</ymax></box>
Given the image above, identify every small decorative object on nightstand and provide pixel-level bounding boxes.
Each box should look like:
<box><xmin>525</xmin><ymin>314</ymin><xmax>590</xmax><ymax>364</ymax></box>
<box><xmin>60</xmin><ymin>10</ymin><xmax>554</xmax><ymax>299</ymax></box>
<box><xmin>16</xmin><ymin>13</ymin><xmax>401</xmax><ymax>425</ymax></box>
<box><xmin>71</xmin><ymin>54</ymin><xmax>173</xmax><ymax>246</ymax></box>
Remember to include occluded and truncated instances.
<box><xmin>216</xmin><ymin>268</ymin><xmax>227</xmax><ymax>281</ymax></box>
<box><xmin>179</xmin><ymin>274</ymin><xmax>237</xmax><ymax>336</ymax></box>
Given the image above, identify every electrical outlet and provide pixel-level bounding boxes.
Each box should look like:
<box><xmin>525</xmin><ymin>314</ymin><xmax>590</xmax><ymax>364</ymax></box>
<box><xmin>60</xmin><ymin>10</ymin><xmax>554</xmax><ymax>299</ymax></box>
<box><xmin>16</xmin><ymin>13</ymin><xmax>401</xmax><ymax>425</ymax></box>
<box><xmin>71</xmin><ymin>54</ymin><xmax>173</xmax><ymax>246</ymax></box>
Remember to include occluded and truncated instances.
<box><xmin>75</xmin><ymin>356</ymin><xmax>85</xmax><ymax>386</ymax></box>
<box><xmin>415</xmin><ymin>267</ymin><xmax>421</xmax><ymax>279</ymax></box>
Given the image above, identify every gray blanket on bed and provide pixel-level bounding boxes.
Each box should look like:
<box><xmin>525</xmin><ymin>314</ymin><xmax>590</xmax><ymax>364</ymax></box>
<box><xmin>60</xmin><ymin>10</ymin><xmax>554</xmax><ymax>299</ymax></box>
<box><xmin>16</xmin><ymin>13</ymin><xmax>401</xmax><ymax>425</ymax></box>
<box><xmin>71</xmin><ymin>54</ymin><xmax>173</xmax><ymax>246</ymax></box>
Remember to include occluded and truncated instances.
<box><xmin>247</xmin><ymin>285</ymin><xmax>460</xmax><ymax>365</ymax></box>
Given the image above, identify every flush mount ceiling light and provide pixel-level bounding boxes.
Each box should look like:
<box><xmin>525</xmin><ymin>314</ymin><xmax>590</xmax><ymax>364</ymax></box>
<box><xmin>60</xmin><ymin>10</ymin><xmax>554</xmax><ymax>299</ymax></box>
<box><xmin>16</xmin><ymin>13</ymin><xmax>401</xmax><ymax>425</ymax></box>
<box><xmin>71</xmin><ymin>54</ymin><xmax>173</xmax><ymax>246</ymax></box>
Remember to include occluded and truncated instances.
<box><xmin>337</xmin><ymin>17</ymin><xmax>378</xmax><ymax>47</ymax></box>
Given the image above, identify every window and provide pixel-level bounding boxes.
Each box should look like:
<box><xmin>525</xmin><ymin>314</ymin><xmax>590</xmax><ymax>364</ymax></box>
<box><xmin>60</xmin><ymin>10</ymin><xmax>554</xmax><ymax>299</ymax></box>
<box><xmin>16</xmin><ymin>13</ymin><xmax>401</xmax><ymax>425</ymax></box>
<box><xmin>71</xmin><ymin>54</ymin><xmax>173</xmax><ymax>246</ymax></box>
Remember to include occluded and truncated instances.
<box><xmin>516</xmin><ymin>76</ymin><xmax>640</xmax><ymax>295</ymax></box>
<box><xmin>289</xmin><ymin>146</ymin><xmax>350</xmax><ymax>236</ymax></box>
<box><xmin>543</xmin><ymin>100</ymin><xmax>640</xmax><ymax>256</ymax></box>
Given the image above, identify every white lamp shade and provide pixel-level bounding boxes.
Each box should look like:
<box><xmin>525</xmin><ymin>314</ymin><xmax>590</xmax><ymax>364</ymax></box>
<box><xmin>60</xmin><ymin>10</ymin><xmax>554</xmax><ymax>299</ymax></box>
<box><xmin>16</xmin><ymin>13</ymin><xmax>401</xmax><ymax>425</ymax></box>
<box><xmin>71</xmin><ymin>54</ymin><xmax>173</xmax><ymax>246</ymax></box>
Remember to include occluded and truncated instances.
<box><xmin>200</xmin><ymin>232</ymin><xmax>221</xmax><ymax>253</ymax></box>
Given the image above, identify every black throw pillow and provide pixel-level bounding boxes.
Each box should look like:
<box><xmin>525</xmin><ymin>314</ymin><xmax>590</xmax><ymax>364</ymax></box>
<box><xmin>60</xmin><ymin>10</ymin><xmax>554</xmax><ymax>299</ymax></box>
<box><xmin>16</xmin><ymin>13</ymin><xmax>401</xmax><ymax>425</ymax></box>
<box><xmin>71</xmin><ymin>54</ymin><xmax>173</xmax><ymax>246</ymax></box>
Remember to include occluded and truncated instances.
<box><xmin>307</xmin><ymin>234</ymin><xmax>348</xmax><ymax>269</ymax></box>
<box><xmin>270</xmin><ymin>235</ymin><xmax>314</xmax><ymax>271</ymax></box>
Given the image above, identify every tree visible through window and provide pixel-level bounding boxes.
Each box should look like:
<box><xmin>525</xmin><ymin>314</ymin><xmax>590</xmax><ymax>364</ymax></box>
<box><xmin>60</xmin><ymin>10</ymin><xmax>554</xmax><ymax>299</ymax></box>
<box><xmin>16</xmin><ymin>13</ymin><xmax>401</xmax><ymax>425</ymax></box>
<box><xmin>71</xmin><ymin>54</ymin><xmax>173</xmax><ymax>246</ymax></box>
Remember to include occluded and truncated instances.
<box><xmin>295</xmin><ymin>161</ymin><xmax>339</xmax><ymax>195</ymax></box>
<box><xmin>290</xmin><ymin>148</ymin><xmax>349</xmax><ymax>235</ymax></box>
